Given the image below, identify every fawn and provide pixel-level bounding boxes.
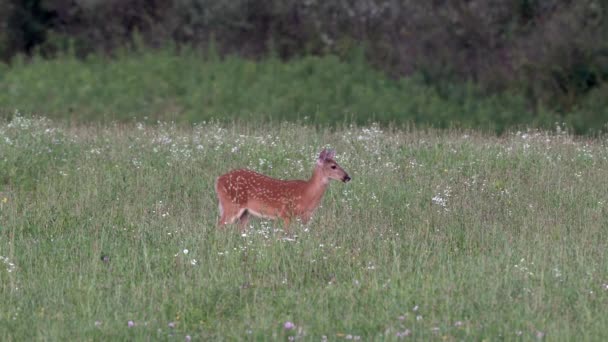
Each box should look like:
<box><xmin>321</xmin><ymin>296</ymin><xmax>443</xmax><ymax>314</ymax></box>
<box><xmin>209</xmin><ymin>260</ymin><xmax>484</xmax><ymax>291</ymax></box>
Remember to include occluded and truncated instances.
<box><xmin>215</xmin><ymin>149</ymin><xmax>351</xmax><ymax>230</ymax></box>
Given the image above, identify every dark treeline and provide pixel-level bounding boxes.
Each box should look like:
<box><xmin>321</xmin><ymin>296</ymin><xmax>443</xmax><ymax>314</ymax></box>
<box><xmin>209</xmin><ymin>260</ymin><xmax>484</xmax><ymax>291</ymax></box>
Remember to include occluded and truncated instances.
<box><xmin>2</xmin><ymin>0</ymin><xmax>608</xmax><ymax>131</ymax></box>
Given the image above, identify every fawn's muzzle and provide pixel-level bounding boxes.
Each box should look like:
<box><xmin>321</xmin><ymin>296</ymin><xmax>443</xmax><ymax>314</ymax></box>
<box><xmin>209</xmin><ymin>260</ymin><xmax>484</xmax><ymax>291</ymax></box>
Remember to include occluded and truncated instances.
<box><xmin>343</xmin><ymin>175</ymin><xmax>351</xmax><ymax>183</ymax></box>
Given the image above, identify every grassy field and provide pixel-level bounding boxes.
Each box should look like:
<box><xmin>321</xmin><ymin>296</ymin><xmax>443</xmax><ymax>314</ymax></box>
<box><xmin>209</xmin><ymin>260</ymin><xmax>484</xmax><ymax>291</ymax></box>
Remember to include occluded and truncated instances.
<box><xmin>0</xmin><ymin>49</ymin><xmax>560</xmax><ymax>134</ymax></box>
<box><xmin>1</xmin><ymin>115</ymin><xmax>607</xmax><ymax>340</ymax></box>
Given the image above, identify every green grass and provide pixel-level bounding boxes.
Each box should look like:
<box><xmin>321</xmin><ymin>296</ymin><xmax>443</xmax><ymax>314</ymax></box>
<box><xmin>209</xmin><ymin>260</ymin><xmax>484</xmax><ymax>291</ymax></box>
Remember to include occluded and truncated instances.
<box><xmin>0</xmin><ymin>49</ymin><xmax>560</xmax><ymax>133</ymax></box>
<box><xmin>1</xmin><ymin>116</ymin><xmax>608</xmax><ymax>340</ymax></box>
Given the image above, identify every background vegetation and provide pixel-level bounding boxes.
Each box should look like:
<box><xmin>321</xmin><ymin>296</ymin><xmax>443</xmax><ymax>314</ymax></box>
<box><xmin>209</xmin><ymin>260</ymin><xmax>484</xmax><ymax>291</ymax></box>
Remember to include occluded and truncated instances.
<box><xmin>2</xmin><ymin>0</ymin><xmax>608</xmax><ymax>133</ymax></box>
<box><xmin>1</xmin><ymin>117</ymin><xmax>608</xmax><ymax>340</ymax></box>
<box><xmin>0</xmin><ymin>48</ymin><xmax>559</xmax><ymax>133</ymax></box>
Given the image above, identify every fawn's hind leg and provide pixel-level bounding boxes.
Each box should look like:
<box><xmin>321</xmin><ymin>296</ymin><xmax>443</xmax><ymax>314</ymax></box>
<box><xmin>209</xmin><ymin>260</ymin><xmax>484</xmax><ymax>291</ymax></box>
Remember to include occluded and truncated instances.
<box><xmin>238</xmin><ymin>210</ymin><xmax>250</xmax><ymax>231</ymax></box>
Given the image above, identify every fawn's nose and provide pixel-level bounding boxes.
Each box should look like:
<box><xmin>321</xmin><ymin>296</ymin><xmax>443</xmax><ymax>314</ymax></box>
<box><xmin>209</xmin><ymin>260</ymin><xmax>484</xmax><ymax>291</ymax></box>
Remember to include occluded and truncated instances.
<box><xmin>343</xmin><ymin>175</ymin><xmax>351</xmax><ymax>183</ymax></box>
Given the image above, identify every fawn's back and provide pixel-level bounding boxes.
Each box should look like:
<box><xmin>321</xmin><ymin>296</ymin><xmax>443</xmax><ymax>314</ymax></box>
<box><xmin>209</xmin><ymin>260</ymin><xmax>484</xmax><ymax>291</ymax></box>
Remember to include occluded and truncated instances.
<box><xmin>216</xmin><ymin>169</ymin><xmax>307</xmax><ymax>207</ymax></box>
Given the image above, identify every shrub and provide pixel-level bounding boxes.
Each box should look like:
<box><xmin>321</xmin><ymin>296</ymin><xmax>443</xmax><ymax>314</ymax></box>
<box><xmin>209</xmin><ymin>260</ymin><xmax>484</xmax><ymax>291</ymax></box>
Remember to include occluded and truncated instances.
<box><xmin>2</xmin><ymin>0</ymin><xmax>608</xmax><ymax>131</ymax></box>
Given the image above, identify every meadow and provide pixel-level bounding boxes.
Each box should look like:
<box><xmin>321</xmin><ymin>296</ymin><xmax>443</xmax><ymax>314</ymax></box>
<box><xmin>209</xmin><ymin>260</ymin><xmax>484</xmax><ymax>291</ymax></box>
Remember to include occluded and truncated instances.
<box><xmin>0</xmin><ymin>48</ymin><xmax>563</xmax><ymax>134</ymax></box>
<box><xmin>1</xmin><ymin>115</ymin><xmax>607</xmax><ymax>340</ymax></box>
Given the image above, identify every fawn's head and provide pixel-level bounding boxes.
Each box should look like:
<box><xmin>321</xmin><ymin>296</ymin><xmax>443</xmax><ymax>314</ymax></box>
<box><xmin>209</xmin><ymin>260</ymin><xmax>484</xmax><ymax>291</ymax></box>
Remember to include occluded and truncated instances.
<box><xmin>316</xmin><ymin>149</ymin><xmax>351</xmax><ymax>183</ymax></box>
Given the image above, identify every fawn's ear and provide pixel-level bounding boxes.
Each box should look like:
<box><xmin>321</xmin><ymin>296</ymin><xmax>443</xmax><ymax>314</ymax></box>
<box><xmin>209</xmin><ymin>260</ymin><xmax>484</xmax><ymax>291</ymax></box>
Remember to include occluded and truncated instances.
<box><xmin>318</xmin><ymin>149</ymin><xmax>327</xmax><ymax>163</ymax></box>
<box><xmin>318</xmin><ymin>148</ymin><xmax>335</xmax><ymax>162</ymax></box>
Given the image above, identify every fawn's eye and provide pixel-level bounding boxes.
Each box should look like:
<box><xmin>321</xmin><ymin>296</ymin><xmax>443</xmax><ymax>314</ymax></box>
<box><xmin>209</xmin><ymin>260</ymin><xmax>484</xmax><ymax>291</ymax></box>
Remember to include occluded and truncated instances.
<box><xmin>331</xmin><ymin>165</ymin><xmax>337</xmax><ymax>169</ymax></box>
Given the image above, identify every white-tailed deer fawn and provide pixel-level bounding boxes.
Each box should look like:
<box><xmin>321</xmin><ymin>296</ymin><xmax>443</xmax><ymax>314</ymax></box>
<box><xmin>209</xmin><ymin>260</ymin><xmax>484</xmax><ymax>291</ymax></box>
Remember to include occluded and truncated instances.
<box><xmin>215</xmin><ymin>149</ymin><xmax>351</xmax><ymax>230</ymax></box>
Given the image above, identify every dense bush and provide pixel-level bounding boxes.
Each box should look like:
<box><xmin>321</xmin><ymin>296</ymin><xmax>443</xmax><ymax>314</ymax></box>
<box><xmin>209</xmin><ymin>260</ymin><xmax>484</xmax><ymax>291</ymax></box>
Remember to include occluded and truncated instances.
<box><xmin>1</xmin><ymin>0</ymin><xmax>608</xmax><ymax>131</ymax></box>
<box><xmin>0</xmin><ymin>49</ymin><xmax>567</xmax><ymax>133</ymax></box>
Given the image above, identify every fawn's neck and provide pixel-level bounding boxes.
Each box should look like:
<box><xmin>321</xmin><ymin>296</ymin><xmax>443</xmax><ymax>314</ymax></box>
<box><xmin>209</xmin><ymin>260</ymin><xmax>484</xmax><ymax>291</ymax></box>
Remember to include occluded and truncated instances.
<box><xmin>305</xmin><ymin>167</ymin><xmax>329</xmax><ymax>203</ymax></box>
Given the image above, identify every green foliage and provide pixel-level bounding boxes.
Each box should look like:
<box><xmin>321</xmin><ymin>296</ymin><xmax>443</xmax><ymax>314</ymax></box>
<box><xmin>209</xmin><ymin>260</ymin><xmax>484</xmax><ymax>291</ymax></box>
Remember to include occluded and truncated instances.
<box><xmin>1</xmin><ymin>117</ymin><xmax>608</xmax><ymax>340</ymax></box>
<box><xmin>3</xmin><ymin>0</ymin><xmax>608</xmax><ymax>117</ymax></box>
<box><xmin>0</xmin><ymin>49</ymin><xmax>572</xmax><ymax>133</ymax></box>
<box><xmin>566</xmin><ymin>83</ymin><xmax>608</xmax><ymax>133</ymax></box>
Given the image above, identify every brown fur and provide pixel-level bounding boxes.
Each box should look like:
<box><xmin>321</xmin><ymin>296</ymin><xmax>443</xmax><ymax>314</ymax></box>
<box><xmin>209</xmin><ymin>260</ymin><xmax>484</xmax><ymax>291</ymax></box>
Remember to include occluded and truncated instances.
<box><xmin>215</xmin><ymin>149</ymin><xmax>350</xmax><ymax>230</ymax></box>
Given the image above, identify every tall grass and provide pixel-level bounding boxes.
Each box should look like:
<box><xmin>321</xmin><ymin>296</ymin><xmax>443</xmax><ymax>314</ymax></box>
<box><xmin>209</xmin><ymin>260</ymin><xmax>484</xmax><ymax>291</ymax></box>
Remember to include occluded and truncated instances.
<box><xmin>1</xmin><ymin>115</ymin><xmax>607</xmax><ymax>340</ymax></box>
<box><xmin>0</xmin><ymin>48</ymin><xmax>561</xmax><ymax>133</ymax></box>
